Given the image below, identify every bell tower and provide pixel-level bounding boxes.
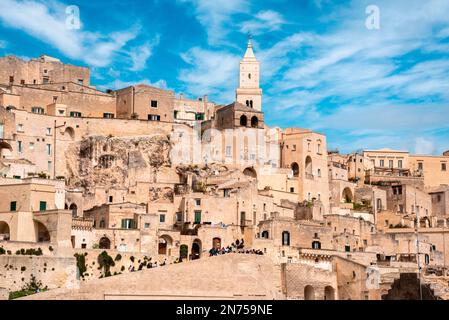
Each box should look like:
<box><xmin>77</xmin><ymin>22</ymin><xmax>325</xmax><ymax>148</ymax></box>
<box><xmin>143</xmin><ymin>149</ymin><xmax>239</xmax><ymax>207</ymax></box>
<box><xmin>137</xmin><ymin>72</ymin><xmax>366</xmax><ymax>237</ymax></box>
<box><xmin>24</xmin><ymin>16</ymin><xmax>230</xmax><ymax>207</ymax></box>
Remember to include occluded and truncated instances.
<box><xmin>236</xmin><ymin>36</ymin><xmax>262</xmax><ymax>111</ymax></box>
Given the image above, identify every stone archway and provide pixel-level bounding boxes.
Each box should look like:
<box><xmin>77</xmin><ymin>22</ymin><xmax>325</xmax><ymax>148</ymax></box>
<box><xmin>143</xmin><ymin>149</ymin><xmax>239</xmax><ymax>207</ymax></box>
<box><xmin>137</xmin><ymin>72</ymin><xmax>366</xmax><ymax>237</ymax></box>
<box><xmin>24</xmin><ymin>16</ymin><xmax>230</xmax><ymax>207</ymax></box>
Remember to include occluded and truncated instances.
<box><xmin>158</xmin><ymin>235</ymin><xmax>173</xmax><ymax>255</ymax></box>
<box><xmin>305</xmin><ymin>156</ymin><xmax>313</xmax><ymax>177</ymax></box>
<box><xmin>0</xmin><ymin>140</ymin><xmax>13</xmax><ymax>158</ymax></box>
<box><xmin>324</xmin><ymin>286</ymin><xmax>335</xmax><ymax>300</ymax></box>
<box><xmin>179</xmin><ymin>244</ymin><xmax>188</xmax><ymax>260</ymax></box>
<box><xmin>291</xmin><ymin>162</ymin><xmax>299</xmax><ymax>177</ymax></box>
<box><xmin>99</xmin><ymin>236</ymin><xmax>111</xmax><ymax>249</ymax></box>
<box><xmin>304</xmin><ymin>285</ymin><xmax>315</xmax><ymax>300</ymax></box>
<box><xmin>35</xmin><ymin>221</ymin><xmax>50</xmax><ymax>243</ymax></box>
<box><xmin>243</xmin><ymin>167</ymin><xmax>257</xmax><ymax>179</ymax></box>
<box><xmin>0</xmin><ymin>221</ymin><xmax>10</xmax><ymax>241</ymax></box>
<box><xmin>342</xmin><ymin>187</ymin><xmax>353</xmax><ymax>203</ymax></box>
<box><xmin>63</xmin><ymin>127</ymin><xmax>75</xmax><ymax>140</ymax></box>
<box><xmin>69</xmin><ymin>203</ymin><xmax>78</xmax><ymax>217</ymax></box>
<box><xmin>191</xmin><ymin>239</ymin><xmax>202</xmax><ymax>260</ymax></box>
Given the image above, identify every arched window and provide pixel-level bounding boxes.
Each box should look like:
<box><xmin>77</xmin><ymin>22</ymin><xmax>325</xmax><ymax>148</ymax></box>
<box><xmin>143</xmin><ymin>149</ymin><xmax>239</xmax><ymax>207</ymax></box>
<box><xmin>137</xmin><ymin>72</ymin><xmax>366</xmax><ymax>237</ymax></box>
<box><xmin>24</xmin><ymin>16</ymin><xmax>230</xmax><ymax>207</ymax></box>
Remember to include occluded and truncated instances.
<box><xmin>251</xmin><ymin>116</ymin><xmax>258</xmax><ymax>128</ymax></box>
<box><xmin>261</xmin><ymin>231</ymin><xmax>269</xmax><ymax>239</ymax></box>
<box><xmin>246</xmin><ymin>100</ymin><xmax>250</xmax><ymax>107</ymax></box>
<box><xmin>250</xmin><ymin>100</ymin><xmax>253</xmax><ymax>108</ymax></box>
<box><xmin>291</xmin><ymin>162</ymin><xmax>299</xmax><ymax>177</ymax></box>
<box><xmin>240</xmin><ymin>115</ymin><xmax>248</xmax><ymax>126</ymax></box>
<box><xmin>282</xmin><ymin>231</ymin><xmax>290</xmax><ymax>246</ymax></box>
<box><xmin>305</xmin><ymin>156</ymin><xmax>313</xmax><ymax>178</ymax></box>
<box><xmin>248</xmin><ymin>73</ymin><xmax>251</xmax><ymax>79</ymax></box>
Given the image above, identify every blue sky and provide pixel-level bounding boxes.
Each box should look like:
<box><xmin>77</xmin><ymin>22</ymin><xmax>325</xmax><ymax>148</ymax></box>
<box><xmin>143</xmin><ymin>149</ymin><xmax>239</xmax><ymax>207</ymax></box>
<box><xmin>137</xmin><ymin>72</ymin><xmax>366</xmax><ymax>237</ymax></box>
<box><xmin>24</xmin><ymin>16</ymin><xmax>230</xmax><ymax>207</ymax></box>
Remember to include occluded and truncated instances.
<box><xmin>0</xmin><ymin>0</ymin><xmax>449</xmax><ymax>155</ymax></box>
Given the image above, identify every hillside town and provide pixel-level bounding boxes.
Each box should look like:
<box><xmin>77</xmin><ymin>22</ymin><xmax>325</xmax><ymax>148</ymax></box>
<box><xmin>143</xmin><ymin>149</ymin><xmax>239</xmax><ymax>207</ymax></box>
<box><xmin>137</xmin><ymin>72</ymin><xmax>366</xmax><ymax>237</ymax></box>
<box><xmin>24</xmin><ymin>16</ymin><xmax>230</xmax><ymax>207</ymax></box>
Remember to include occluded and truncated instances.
<box><xmin>1</xmin><ymin>39</ymin><xmax>449</xmax><ymax>300</ymax></box>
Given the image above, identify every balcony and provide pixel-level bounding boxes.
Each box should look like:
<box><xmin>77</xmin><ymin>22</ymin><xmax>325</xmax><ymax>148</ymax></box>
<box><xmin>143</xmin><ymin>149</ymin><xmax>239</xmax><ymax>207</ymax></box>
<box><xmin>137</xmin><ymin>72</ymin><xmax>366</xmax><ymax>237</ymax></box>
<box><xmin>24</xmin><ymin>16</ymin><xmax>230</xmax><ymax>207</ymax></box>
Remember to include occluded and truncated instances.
<box><xmin>72</xmin><ymin>217</ymin><xmax>94</xmax><ymax>231</ymax></box>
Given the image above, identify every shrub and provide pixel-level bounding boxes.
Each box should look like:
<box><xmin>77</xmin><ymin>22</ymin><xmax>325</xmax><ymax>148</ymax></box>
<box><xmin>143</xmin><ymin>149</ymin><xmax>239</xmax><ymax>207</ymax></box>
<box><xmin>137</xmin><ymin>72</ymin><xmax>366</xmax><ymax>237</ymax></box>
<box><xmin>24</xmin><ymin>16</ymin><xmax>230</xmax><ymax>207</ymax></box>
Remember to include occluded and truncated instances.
<box><xmin>0</xmin><ymin>247</ymin><xmax>5</xmax><ymax>255</ymax></box>
<box><xmin>97</xmin><ymin>251</ymin><xmax>115</xmax><ymax>277</ymax></box>
<box><xmin>9</xmin><ymin>275</ymin><xmax>47</xmax><ymax>300</ymax></box>
<box><xmin>74</xmin><ymin>253</ymin><xmax>87</xmax><ymax>278</ymax></box>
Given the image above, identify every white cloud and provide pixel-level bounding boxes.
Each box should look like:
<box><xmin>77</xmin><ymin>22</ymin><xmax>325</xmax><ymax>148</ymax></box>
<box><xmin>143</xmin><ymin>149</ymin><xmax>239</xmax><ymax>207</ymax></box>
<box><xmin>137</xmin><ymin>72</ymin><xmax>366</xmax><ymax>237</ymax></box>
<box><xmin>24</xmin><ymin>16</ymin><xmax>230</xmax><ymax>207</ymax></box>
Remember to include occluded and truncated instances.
<box><xmin>414</xmin><ymin>137</ymin><xmax>436</xmax><ymax>155</ymax></box>
<box><xmin>0</xmin><ymin>0</ymin><xmax>157</xmax><ymax>69</ymax></box>
<box><xmin>240</xmin><ymin>10</ymin><xmax>286</xmax><ymax>35</ymax></box>
<box><xmin>98</xmin><ymin>79</ymin><xmax>169</xmax><ymax>91</ymax></box>
<box><xmin>179</xmin><ymin>0</ymin><xmax>249</xmax><ymax>46</ymax></box>
<box><xmin>178</xmin><ymin>47</ymin><xmax>240</xmax><ymax>102</ymax></box>
<box><xmin>129</xmin><ymin>35</ymin><xmax>160</xmax><ymax>72</ymax></box>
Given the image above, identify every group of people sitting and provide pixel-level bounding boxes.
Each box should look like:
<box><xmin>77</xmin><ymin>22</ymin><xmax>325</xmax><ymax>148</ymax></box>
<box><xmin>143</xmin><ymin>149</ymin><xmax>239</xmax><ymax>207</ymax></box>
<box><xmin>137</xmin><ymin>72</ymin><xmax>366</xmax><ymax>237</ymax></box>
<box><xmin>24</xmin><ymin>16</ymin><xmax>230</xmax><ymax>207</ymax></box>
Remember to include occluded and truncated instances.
<box><xmin>236</xmin><ymin>249</ymin><xmax>264</xmax><ymax>255</ymax></box>
<box><xmin>208</xmin><ymin>239</ymin><xmax>263</xmax><ymax>256</ymax></box>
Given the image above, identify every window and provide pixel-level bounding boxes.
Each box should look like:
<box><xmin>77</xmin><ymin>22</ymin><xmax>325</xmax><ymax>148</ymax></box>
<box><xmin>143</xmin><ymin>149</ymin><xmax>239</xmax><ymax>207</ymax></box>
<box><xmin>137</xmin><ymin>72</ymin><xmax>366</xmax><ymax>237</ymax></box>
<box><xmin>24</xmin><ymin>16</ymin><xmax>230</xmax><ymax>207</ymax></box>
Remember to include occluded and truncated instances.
<box><xmin>144</xmin><ymin>223</ymin><xmax>150</xmax><ymax>229</ymax></box>
<box><xmin>46</xmin><ymin>128</ymin><xmax>52</xmax><ymax>135</ymax></box>
<box><xmin>0</xmin><ymin>124</ymin><xmax>3</xmax><ymax>139</ymax></box>
<box><xmin>121</xmin><ymin>219</ymin><xmax>135</xmax><ymax>229</ymax></box>
<box><xmin>226</xmin><ymin>146</ymin><xmax>232</xmax><ymax>157</ymax></box>
<box><xmin>442</xmin><ymin>163</ymin><xmax>447</xmax><ymax>171</ymax></box>
<box><xmin>10</xmin><ymin>201</ymin><xmax>17</xmax><ymax>212</ymax></box>
<box><xmin>380</xmin><ymin>160</ymin><xmax>385</xmax><ymax>167</ymax></box>
<box><xmin>9</xmin><ymin>76</ymin><xmax>14</xmax><ymax>83</ymax></box>
<box><xmin>312</xmin><ymin>241</ymin><xmax>321</xmax><ymax>249</ymax></box>
<box><xmin>292</xmin><ymin>144</ymin><xmax>296</xmax><ymax>151</ymax></box>
<box><xmin>103</xmin><ymin>113</ymin><xmax>114</xmax><ymax>119</ymax></box>
<box><xmin>418</xmin><ymin>162</ymin><xmax>423</xmax><ymax>170</ymax></box>
<box><xmin>290</xmin><ymin>187</ymin><xmax>295</xmax><ymax>193</ymax></box>
<box><xmin>317</xmin><ymin>169</ymin><xmax>321</xmax><ymax>177</ymax></box>
<box><xmin>99</xmin><ymin>220</ymin><xmax>105</xmax><ymax>228</ymax></box>
<box><xmin>195</xmin><ymin>113</ymin><xmax>204</xmax><ymax>120</ymax></box>
<box><xmin>174</xmin><ymin>111</ymin><xmax>178</xmax><ymax>119</ymax></box>
<box><xmin>70</xmin><ymin>111</ymin><xmax>82</xmax><ymax>118</ymax></box>
<box><xmin>78</xmin><ymin>79</ymin><xmax>84</xmax><ymax>86</ymax></box>
<box><xmin>345</xmin><ymin>245</ymin><xmax>351</xmax><ymax>252</ymax></box>
<box><xmin>29</xmin><ymin>142</ymin><xmax>34</xmax><ymax>150</ymax></box>
<box><xmin>39</xmin><ymin>201</ymin><xmax>47</xmax><ymax>212</ymax></box>
<box><xmin>159</xmin><ymin>214</ymin><xmax>166</xmax><ymax>223</ymax></box>
<box><xmin>150</xmin><ymin>100</ymin><xmax>158</xmax><ymax>108</ymax></box>
<box><xmin>223</xmin><ymin>189</ymin><xmax>231</xmax><ymax>198</ymax></box>
<box><xmin>389</xmin><ymin>160</ymin><xmax>393</xmax><ymax>168</ymax></box>
<box><xmin>194</xmin><ymin>211</ymin><xmax>202</xmax><ymax>224</ymax></box>
<box><xmin>317</xmin><ymin>144</ymin><xmax>321</xmax><ymax>154</ymax></box>
<box><xmin>108</xmin><ymin>196</ymin><xmax>113</xmax><ymax>203</ymax></box>
<box><xmin>43</xmin><ymin>76</ymin><xmax>49</xmax><ymax>84</ymax></box>
<box><xmin>398</xmin><ymin>160</ymin><xmax>403</xmax><ymax>168</ymax></box>
<box><xmin>17</xmin><ymin>124</ymin><xmax>24</xmax><ymax>132</ymax></box>
<box><xmin>176</xmin><ymin>212</ymin><xmax>183</xmax><ymax>222</ymax></box>
<box><xmin>148</xmin><ymin>114</ymin><xmax>160</xmax><ymax>121</ymax></box>
<box><xmin>46</xmin><ymin>144</ymin><xmax>52</xmax><ymax>156</ymax></box>
<box><xmin>53</xmin><ymin>96</ymin><xmax>58</xmax><ymax>103</ymax></box>
<box><xmin>31</xmin><ymin>107</ymin><xmax>45</xmax><ymax>114</ymax></box>
<box><xmin>48</xmin><ymin>161</ymin><xmax>52</xmax><ymax>171</ymax></box>
<box><xmin>282</xmin><ymin>231</ymin><xmax>290</xmax><ymax>246</ymax></box>
<box><xmin>17</xmin><ymin>141</ymin><xmax>22</xmax><ymax>154</ymax></box>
